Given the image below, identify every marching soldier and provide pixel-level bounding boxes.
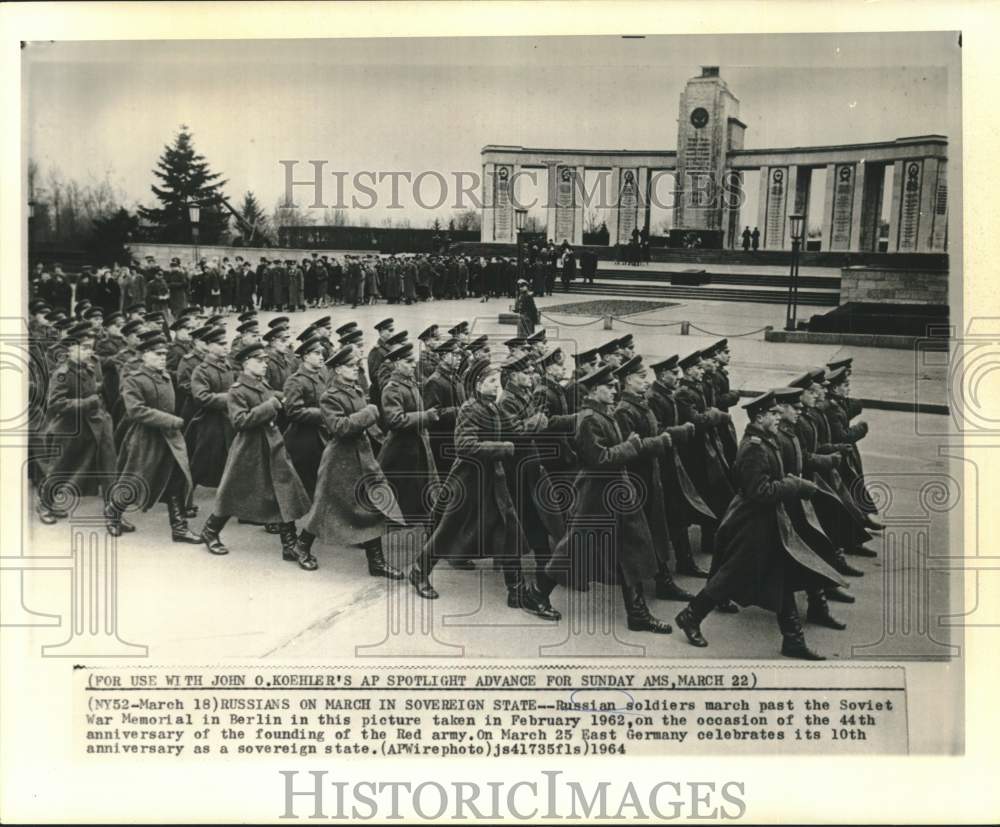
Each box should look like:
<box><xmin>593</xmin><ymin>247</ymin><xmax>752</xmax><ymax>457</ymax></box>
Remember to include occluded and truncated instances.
<box><xmin>106</xmin><ymin>334</ymin><xmax>202</xmax><ymax>543</ymax></box>
<box><xmin>460</xmin><ymin>335</ymin><xmax>491</xmax><ymax>393</ymax></box>
<box><xmin>422</xmin><ymin>338</ymin><xmax>466</xmax><ymax>476</ymax></box>
<box><xmin>646</xmin><ymin>355</ymin><xmax>716</xmax><ymax>579</ymax></box>
<box><xmin>295</xmin><ymin>345</ymin><xmax>406</xmax><ymax>577</ymax></box>
<box><xmin>378</xmin><ymin>342</ymin><xmax>441</xmax><ymax>526</ymax></box>
<box><xmin>198</xmin><ymin>342</ymin><xmax>311</xmax><ymax>559</ymax></box>
<box><xmin>674</xmin><ymin>392</ymin><xmax>846</xmax><ymax>660</ymax></box>
<box><xmin>416</xmin><ymin>324</ymin><xmax>441</xmax><ymax>383</ymax></box>
<box><xmin>409</xmin><ymin>361</ymin><xmax>560</xmax><ymax>620</ymax></box>
<box><xmin>185</xmin><ymin>326</ymin><xmax>236</xmax><ymax>496</ymax></box>
<box><xmin>282</xmin><ymin>335</ymin><xmax>329</xmax><ymax>496</ymax></box>
<box><xmin>612</xmin><ymin>355</ymin><xmax>694</xmax><ymax>601</ymax></box>
<box><xmin>230</xmin><ymin>317</ymin><xmax>261</xmax><ymax>357</ymax></box>
<box><xmin>565</xmin><ymin>347</ymin><xmax>599</xmax><ymax>415</ymax></box>
<box><xmin>376</xmin><ymin>329</ymin><xmax>409</xmax><ymax>396</ymax></box>
<box><xmin>545</xmin><ymin>364</ymin><xmax>676</xmax><ymax>634</ymax></box>
<box><xmin>705</xmin><ymin>339</ymin><xmax>740</xmax><ymax>463</ymax></box>
<box><xmin>822</xmin><ymin>365</ymin><xmax>879</xmax><ymax>525</ymax></box>
<box><xmin>367</xmin><ymin>317</ymin><xmax>395</xmax><ymax>405</ymax></box>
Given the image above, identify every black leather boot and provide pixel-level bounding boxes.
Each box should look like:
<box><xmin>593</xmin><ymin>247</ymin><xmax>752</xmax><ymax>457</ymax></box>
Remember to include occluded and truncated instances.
<box><xmin>806</xmin><ymin>590</ymin><xmax>847</xmax><ymax>630</ymax></box>
<box><xmin>833</xmin><ymin>548</ymin><xmax>864</xmax><ymax>577</ymax></box>
<box><xmin>364</xmin><ymin>537</ymin><xmax>404</xmax><ymax>580</ymax></box>
<box><xmin>621</xmin><ymin>583</ymin><xmax>672</xmax><ymax>634</ymax></box>
<box><xmin>716</xmin><ymin>598</ymin><xmax>740</xmax><ymax>613</ymax></box>
<box><xmin>826</xmin><ymin>586</ymin><xmax>856</xmax><ymax>604</ymax></box>
<box><xmin>104</xmin><ymin>502</ymin><xmax>136</xmax><ymax>537</ymax></box>
<box><xmin>672</xmin><ymin>527</ymin><xmax>709</xmax><ymax>578</ymax></box>
<box><xmin>200</xmin><ymin>513</ymin><xmax>231</xmax><ymax>555</ymax></box>
<box><xmin>167</xmin><ymin>497</ymin><xmax>202</xmax><ymax>544</ymax></box>
<box><xmin>654</xmin><ymin>567</ymin><xmax>695</xmax><ymax>601</ymax></box>
<box><xmin>532</xmin><ymin>570</ymin><xmax>562</xmax><ymax>621</ymax></box>
<box><xmin>289</xmin><ymin>530</ymin><xmax>319</xmax><ymax>571</ymax></box>
<box><xmin>264</xmin><ymin>522</ymin><xmax>282</xmax><ymax>535</ymax></box>
<box><xmin>778</xmin><ymin>594</ymin><xmax>826</xmax><ymax>660</ymax></box>
<box><xmin>675</xmin><ymin>591</ymin><xmax>714</xmax><ymax>647</ymax></box>
<box><xmin>278</xmin><ymin>522</ymin><xmax>303</xmax><ymax>565</ymax></box>
<box><xmin>847</xmin><ymin>543</ymin><xmax>878</xmax><ymax>558</ymax></box>
<box><xmin>408</xmin><ymin>548</ymin><xmax>439</xmax><ymax>599</ymax></box>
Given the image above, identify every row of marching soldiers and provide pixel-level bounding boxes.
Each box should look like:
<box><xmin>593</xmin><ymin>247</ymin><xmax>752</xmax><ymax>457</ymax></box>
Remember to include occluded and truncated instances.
<box><xmin>26</xmin><ymin>294</ymin><xmax>881</xmax><ymax>659</ymax></box>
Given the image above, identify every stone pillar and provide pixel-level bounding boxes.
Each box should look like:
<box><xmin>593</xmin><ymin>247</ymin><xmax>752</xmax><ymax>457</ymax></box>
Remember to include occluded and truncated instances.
<box><xmin>755</xmin><ymin>165</ymin><xmax>769</xmax><ymax>243</ymax></box>
<box><xmin>573</xmin><ymin>165</ymin><xmax>586</xmax><ymax>246</ymax></box>
<box><xmin>895</xmin><ymin>159</ymin><xmax>924</xmax><ymax>253</ymax></box>
<box><xmin>858</xmin><ymin>163</ymin><xmax>887</xmax><ymax>252</ymax></box>
<box><xmin>606</xmin><ymin>167</ymin><xmax>621</xmax><ymax>246</ymax></box>
<box><xmin>827</xmin><ymin>163</ymin><xmax>858</xmax><ymax>252</ymax></box>
<box><xmin>724</xmin><ymin>169</ymin><xmax>743</xmax><ymax>249</ymax></box>
<box><xmin>886</xmin><ymin>160</ymin><xmax>904</xmax><ymax>251</ymax></box>
<box><xmin>917</xmin><ymin>157</ymin><xmax>946</xmax><ymax>252</ymax></box>
<box><xmin>821</xmin><ymin>163</ymin><xmax>836</xmax><ymax>251</ymax></box>
<box><xmin>927</xmin><ymin>159</ymin><xmax>948</xmax><ymax>252</ymax></box>
<box><xmin>481</xmin><ymin>162</ymin><xmax>494</xmax><ymax>242</ymax></box>
<box><xmin>546</xmin><ymin>162</ymin><xmax>558</xmax><ymax>243</ymax></box>
<box><xmin>780</xmin><ymin>165</ymin><xmax>799</xmax><ymax>250</ymax></box>
<box><xmin>638</xmin><ymin>167</ymin><xmax>651</xmax><ymax>236</ymax></box>
<box><xmin>762</xmin><ymin>166</ymin><xmax>789</xmax><ymax>249</ymax></box>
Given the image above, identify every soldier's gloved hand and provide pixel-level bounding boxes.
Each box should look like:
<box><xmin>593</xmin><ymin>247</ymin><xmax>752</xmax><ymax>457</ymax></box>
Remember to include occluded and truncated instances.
<box><xmin>526</xmin><ymin>412</ymin><xmax>548</xmax><ymax>431</ymax></box>
<box><xmin>626</xmin><ymin>431</ymin><xmax>643</xmax><ymax>451</ymax></box>
<box><xmin>796</xmin><ymin>478</ymin><xmax>819</xmax><ymax>499</ymax></box>
<box><xmin>83</xmin><ymin>394</ymin><xmax>101</xmax><ymax>413</ymax></box>
<box><xmin>835</xmin><ymin>442</ymin><xmax>853</xmax><ymax>453</ymax></box>
<box><xmin>427</xmin><ymin>407</ymin><xmax>441</xmax><ymax>424</ymax></box>
<box><xmin>639</xmin><ymin>437</ymin><xmax>664</xmax><ymax>457</ymax></box>
<box><xmin>659</xmin><ymin>431</ymin><xmax>673</xmax><ymax>449</ymax></box>
<box><xmin>857</xmin><ymin>420</ymin><xmax>869</xmax><ymax>437</ymax></box>
<box><xmin>271</xmin><ymin>396</ymin><xmax>283</xmax><ymax>410</ymax></box>
<box><xmin>830</xmin><ymin>453</ymin><xmax>842</xmax><ymax>468</ymax></box>
<box><xmin>356</xmin><ymin>405</ymin><xmax>379</xmax><ymax>427</ymax></box>
<box><xmin>169</xmin><ymin>415</ymin><xmax>185</xmax><ymax>431</ymax></box>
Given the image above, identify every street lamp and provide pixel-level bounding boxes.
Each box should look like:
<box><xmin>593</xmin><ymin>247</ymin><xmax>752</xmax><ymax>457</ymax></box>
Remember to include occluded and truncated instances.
<box><xmin>515</xmin><ymin>207</ymin><xmax>528</xmax><ymax>281</ymax></box>
<box><xmin>188</xmin><ymin>202</ymin><xmax>201</xmax><ymax>264</ymax></box>
<box><xmin>785</xmin><ymin>212</ymin><xmax>805</xmax><ymax>331</ymax></box>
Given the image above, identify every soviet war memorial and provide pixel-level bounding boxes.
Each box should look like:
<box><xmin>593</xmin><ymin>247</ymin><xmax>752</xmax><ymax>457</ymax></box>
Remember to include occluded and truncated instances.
<box><xmin>6</xmin><ymin>25</ymin><xmax>976</xmax><ymax>811</ymax></box>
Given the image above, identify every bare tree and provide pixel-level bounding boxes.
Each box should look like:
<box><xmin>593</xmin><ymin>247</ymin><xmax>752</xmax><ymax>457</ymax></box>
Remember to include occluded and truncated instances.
<box><xmin>272</xmin><ymin>198</ymin><xmax>317</xmax><ymax>228</ymax></box>
<box><xmin>323</xmin><ymin>207</ymin><xmax>350</xmax><ymax>226</ymax></box>
<box><xmin>451</xmin><ymin>208</ymin><xmax>481</xmax><ymax>232</ymax></box>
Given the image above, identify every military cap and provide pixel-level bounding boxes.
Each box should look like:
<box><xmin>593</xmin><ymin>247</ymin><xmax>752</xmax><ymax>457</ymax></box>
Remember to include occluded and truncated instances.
<box><xmin>170</xmin><ymin>316</ymin><xmax>194</xmax><ymax>331</ymax></box>
<box><xmin>190</xmin><ymin>325</ymin><xmax>215</xmax><ymax>342</ymax></box>
<box><xmin>615</xmin><ymin>334</ymin><xmax>635</xmax><ymax>351</ymax></box>
<box><xmin>125</xmin><ymin>303</ymin><xmax>146</xmax><ymax>315</ymax></box>
<box><xmin>236</xmin><ymin>320</ymin><xmax>260</xmax><ymax>334</ymax></box>
<box><xmin>179</xmin><ymin>305</ymin><xmax>202</xmax><ymax>318</ymax></box>
<box><xmin>827</xmin><ymin>357</ymin><xmax>853</xmax><ymax>373</ymax></box>
<box><xmin>340</xmin><ymin>329</ymin><xmax>364</xmax><ymax>346</ymax></box>
<box><xmin>596</xmin><ymin>339</ymin><xmax>621</xmax><ymax>357</ymax></box>
<box><xmin>103</xmin><ymin>312</ymin><xmax>125</xmax><ymax>328</ymax></box>
<box><xmin>386</xmin><ymin>342</ymin><xmax>415</xmax><ymax>362</ymax></box>
<box><xmin>526</xmin><ymin>329</ymin><xmax>547</xmax><ymax>345</ymax></box>
<box><xmin>54</xmin><ymin>318</ymin><xmax>76</xmax><ymax>332</ymax></box>
<box><xmin>336</xmin><ymin>321</ymin><xmax>358</xmax><ymax>337</ymax></box>
<box><xmin>385</xmin><ymin>330</ymin><xmax>408</xmax><ymax>347</ymax></box>
<box><xmin>789</xmin><ymin>368</ymin><xmax>825</xmax><ymax>389</ymax></box>
<box><xmin>314</xmin><ymin>316</ymin><xmax>332</xmax><ymax>329</ymax></box>
<box><xmin>678</xmin><ymin>350</ymin><xmax>703</xmax><ymax>370</ymax></box>
<box><xmin>468</xmin><ymin>334</ymin><xmax>490</xmax><ymax>353</ymax></box>
<box><xmin>263</xmin><ymin>325</ymin><xmax>290</xmax><ymax>342</ymax></box>
<box><xmin>502</xmin><ymin>353</ymin><xmax>533</xmax><ymax>374</ymax></box>
<box><xmin>234</xmin><ymin>342</ymin><xmax>268</xmax><ymax>363</ymax></box>
<box><xmin>772</xmin><ymin>387</ymin><xmax>804</xmax><ymax>405</ymax></box>
<box><xmin>82</xmin><ymin>306</ymin><xmax>104</xmax><ymax>321</ymax></box>
<box><xmin>144</xmin><ymin>311</ymin><xmax>165</xmax><ymax>324</ymax></box>
<box><xmin>649</xmin><ymin>354</ymin><xmax>680</xmax><ymax>373</ymax></box>
<box><xmin>448</xmin><ymin>321</ymin><xmax>469</xmax><ymax>336</ymax></box>
<box><xmin>205</xmin><ymin>314</ymin><xmax>225</xmax><ymax>327</ymax></box>
<box><xmin>742</xmin><ymin>391</ymin><xmax>778</xmax><ymax>419</ymax></box>
<box><xmin>202</xmin><ymin>327</ymin><xmax>228</xmax><ymax>346</ymax></box>
<box><xmin>825</xmin><ymin>366</ymin><xmax>849</xmax><ymax>386</ymax></box>
<box><xmin>170</xmin><ymin>257</ymin><xmax>181</xmax><ymax>266</ymax></box>
<box><xmin>538</xmin><ymin>347</ymin><xmax>563</xmax><ymax>369</ymax></box>
<box><xmin>66</xmin><ymin>321</ymin><xmax>95</xmax><ymax>339</ymax></box>
<box><xmin>237</xmin><ymin>311</ymin><xmax>258</xmax><ymax>323</ymax></box>
<box><xmin>434</xmin><ymin>338</ymin><xmax>459</xmax><ymax>354</ymax></box>
<box><xmin>504</xmin><ymin>337</ymin><xmax>527</xmax><ymax>350</ymax></box>
<box><xmin>324</xmin><ymin>343</ymin><xmax>358</xmax><ymax>369</ymax></box>
<box><xmin>45</xmin><ymin>310</ymin><xmax>66</xmax><ymax>323</ymax></box>
<box><xmin>614</xmin><ymin>354</ymin><xmax>645</xmax><ymax>380</ymax></box>
<box><xmin>29</xmin><ymin>300</ymin><xmax>51</xmax><ymax>314</ymax></box>
<box><xmin>138</xmin><ymin>329</ymin><xmax>163</xmax><ymax>342</ymax></box>
<box><xmin>137</xmin><ymin>335</ymin><xmax>169</xmax><ymax>353</ymax></box>
<box><xmin>74</xmin><ymin>300</ymin><xmax>93</xmax><ymax>315</ymax></box>
<box><xmin>573</xmin><ymin>347</ymin><xmax>600</xmax><ymax>365</ymax></box>
<box><xmin>296</xmin><ymin>324</ymin><xmax>318</xmax><ymax>342</ymax></box>
<box><xmin>296</xmin><ymin>335</ymin><xmax>325</xmax><ymax>357</ymax></box>
<box><xmin>374</xmin><ymin>318</ymin><xmax>394</xmax><ymax>332</ymax></box>
<box><xmin>418</xmin><ymin>324</ymin><xmax>439</xmax><ymax>341</ymax></box>
<box><xmin>579</xmin><ymin>363</ymin><xmax>616</xmax><ymax>389</ymax></box>
<box><xmin>268</xmin><ymin>316</ymin><xmax>290</xmax><ymax>329</ymax></box>
<box><xmin>517</xmin><ymin>278</ymin><xmax>529</xmax><ymax>287</ymax></box>
<box><xmin>122</xmin><ymin>319</ymin><xmax>145</xmax><ymax>336</ymax></box>
<box><xmin>711</xmin><ymin>338</ymin><xmax>730</xmax><ymax>354</ymax></box>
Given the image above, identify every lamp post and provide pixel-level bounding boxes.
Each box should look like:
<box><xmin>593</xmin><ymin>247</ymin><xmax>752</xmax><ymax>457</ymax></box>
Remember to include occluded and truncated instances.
<box><xmin>27</xmin><ymin>200</ymin><xmax>36</xmax><ymax>268</ymax></box>
<box><xmin>515</xmin><ymin>207</ymin><xmax>527</xmax><ymax>281</ymax></box>
<box><xmin>785</xmin><ymin>212</ymin><xmax>805</xmax><ymax>331</ymax></box>
<box><xmin>188</xmin><ymin>202</ymin><xmax>201</xmax><ymax>266</ymax></box>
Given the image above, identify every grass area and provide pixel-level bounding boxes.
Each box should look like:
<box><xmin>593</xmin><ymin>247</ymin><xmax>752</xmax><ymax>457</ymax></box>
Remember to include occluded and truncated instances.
<box><xmin>541</xmin><ymin>299</ymin><xmax>679</xmax><ymax>317</ymax></box>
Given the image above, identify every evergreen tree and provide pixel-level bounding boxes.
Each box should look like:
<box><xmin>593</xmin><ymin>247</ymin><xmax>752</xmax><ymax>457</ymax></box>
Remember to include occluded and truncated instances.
<box><xmin>238</xmin><ymin>191</ymin><xmax>271</xmax><ymax>245</ymax></box>
<box><xmin>88</xmin><ymin>207</ymin><xmax>140</xmax><ymax>266</ymax></box>
<box><xmin>138</xmin><ymin>125</ymin><xmax>229</xmax><ymax>243</ymax></box>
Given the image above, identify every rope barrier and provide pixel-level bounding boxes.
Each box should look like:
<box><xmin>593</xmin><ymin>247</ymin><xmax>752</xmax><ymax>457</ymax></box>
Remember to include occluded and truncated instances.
<box><xmin>539</xmin><ymin>312</ymin><xmax>605</xmax><ymax>327</ymax></box>
<box><xmin>687</xmin><ymin>323</ymin><xmax>771</xmax><ymax>338</ymax></box>
<box><xmin>538</xmin><ymin>311</ymin><xmax>771</xmax><ymax>338</ymax></box>
<box><xmin>610</xmin><ymin>317</ymin><xmax>684</xmax><ymax>328</ymax></box>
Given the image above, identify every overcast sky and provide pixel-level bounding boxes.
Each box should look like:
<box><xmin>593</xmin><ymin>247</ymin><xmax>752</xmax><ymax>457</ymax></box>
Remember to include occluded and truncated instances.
<box><xmin>23</xmin><ymin>32</ymin><xmax>956</xmax><ymax>228</ymax></box>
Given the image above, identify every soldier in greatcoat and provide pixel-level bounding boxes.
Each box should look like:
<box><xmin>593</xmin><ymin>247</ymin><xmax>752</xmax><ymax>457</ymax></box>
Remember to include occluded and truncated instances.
<box><xmin>378</xmin><ymin>342</ymin><xmax>441</xmax><ymax>527</ymax></box>
<box><xmin>295</xmin><ymin>345</ymin><xmax>406</xmax><ymax>576</ymax></box>
<box><xmin>107</xmin><ymin>334</ymin><xmax>201</xmax><ymax>543</ymax></box>
<box><xmin>282</xmin><ymin>335</ymin><xmax>329</xmax><ymax>497</ymax></box>
<box><xmin>198</xmin><ymin>342</ymin><xmax>311</xmax><ymax>560</ymax></box>
<box><xmin>544</xmin><ymin>364</ymin><xmax>675</xmax><ymax>634</ymax></box>
<box><xmin>422</xmin><ymin>338</ymin><xmax>466</xmax><ymax>476</ymax></box>
<box><xmin>408</xmin><ymin>362</ymin><xmax>560</xmax><ymax>621</ymax></box>
<box><xmin>703</xmin><ymin>339</ymin><xmax>740</xmax><ymax>465</ymax></box>
<box><xmin>38</xmin><ymin>325</ymin><xmax>118</xmax><ymax>526</ymax></box>
<box><xmin>367</xmin><ymin>317</ymin><xmax>395</xmax><ymax>406</ymax></box>
<box><xmin>612</xmin><ymin>356</ymin><xmax>695</xmax><ymax>602</ymax></box>
<box><xmin>646</xmin><ymin>355</ymin><xmax>717</xmax><ymax>579</ymax></box>
<box><xmin>674</xmin><ymin>392</ymin><xmax>847</xmax><ymax>660</ymax></box>
<box><xmin>822</xmin><ymin>365</ymin><xmax>879</xmax><ymax>525</ymax></box>
<box><xmin>185</xmin><ymin>327</ymin><xmax>236</xmax><ymax>494</ymax></box>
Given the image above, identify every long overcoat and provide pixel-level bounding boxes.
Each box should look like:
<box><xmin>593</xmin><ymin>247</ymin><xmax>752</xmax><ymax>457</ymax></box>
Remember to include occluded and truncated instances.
<box><xmin>115</xmin><ymin>364</ymin><xmax>192</xmax><ymax>510</ymax></box>
<box><xmin>185</xmin><ymin>353</ymin><xmax>236</xmax><ymax>487</ymax></box>
<box><xmin>423</xmin><ymin>395</ymin><xmax>527</xmax><ymax>560</ymax></box>
<box><xmin>422</xmin><ymin>364</ymin><xmax>466</xmax><ymax>475</ymax></box>
<box><xmin>706</xmin><ymin>424</ymin><xmax>845</xmax><ymax>612</ymax></box>
<box><xmin>213</xmin><ymin>374</ymin><xmax>311</xmax><ymax>522</ymax></box>
<box><xmin>378</xmin><ymin>369</ymin><xmax>439</xmax><ymax>522</ymax></box>
<box><xmin>674</xmin><ymin>378</ymin><xmax>734</xmax><ymax>517</ymax></box>
<box><xmin>709</xmin><ymin>366</ymin><xmax>740</xmax><ymax>464</ymax></box>
<box><xmin>166</xmin><ymin>267</ymin><xmax>189</xmax><ymax>317</ymax></box>
<box><xmin>42</xmin><ymin>359</ymin><xmax>117</xmax><ymax>499</ymax></box>
<box><xmin>304</xmin><ymin>376</ymin><xmax>404</xmax><ymax>544</ymax></box>
<box><xmin>545</xmin><ymin>400</ymin><xmax>662</xmax><ymax>588</ymax></box>
<box><xmin>823</xmin><ymin>394</ymin><xmax>874</xmax><ymax>512</ymax></box>
<box><xmin>282</xmin><ymin>365</ymin><xmax>328</xmax><ymax>495</ymax></box>
<box><xmin>646</xmin><ymin>381</ymin><xmax>717</xmax><ymax>527</ymax></box>
<box><xmin>271</xmin><ymin>264</ymin><xmax>289</xmax><ymax>308</ymax></box>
